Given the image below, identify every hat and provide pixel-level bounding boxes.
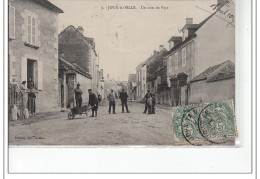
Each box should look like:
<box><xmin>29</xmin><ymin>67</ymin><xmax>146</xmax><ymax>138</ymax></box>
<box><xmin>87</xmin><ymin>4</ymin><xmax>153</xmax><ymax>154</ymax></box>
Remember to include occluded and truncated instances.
<box><xmin>22</xmin><ymin>81</ymin><xmax>26</xmax><ymax>84</ymax></box>
<box><xmin>88</xmin><ymin>89</ymin><xmax>92</xmax><ymax>92</ymax></box>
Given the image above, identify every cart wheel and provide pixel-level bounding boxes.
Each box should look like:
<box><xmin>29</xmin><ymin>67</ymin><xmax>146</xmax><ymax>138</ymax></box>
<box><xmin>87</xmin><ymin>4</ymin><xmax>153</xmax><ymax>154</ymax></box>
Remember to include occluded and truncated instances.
<box><xmin>68</xmin><ymin>111</ymin><xmax>75</xmax><ymax>119</ymax></box>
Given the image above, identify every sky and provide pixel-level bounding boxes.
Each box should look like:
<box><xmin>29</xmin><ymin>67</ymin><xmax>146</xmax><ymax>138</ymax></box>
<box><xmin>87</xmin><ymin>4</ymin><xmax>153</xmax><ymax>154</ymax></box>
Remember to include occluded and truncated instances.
<box><xmin>50</xmin><ymin>0</ymin><xmax>217</xmax><ymax>81</ymax></box>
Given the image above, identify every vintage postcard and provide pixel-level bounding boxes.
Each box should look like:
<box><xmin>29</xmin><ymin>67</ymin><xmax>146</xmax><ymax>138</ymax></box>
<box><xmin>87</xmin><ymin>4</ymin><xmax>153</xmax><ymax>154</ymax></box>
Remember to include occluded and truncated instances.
<box><xmin>8</xmin><ymin>0</ymin><xmax>236</xmax><ymax>146</ymax></box>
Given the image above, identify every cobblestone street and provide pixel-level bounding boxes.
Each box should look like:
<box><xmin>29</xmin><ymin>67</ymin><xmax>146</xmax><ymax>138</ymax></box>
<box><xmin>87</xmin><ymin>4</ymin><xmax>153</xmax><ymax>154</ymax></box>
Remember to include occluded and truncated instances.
<box><xmin>9</xmin><ymin>101</ymin><xmax>174</xmax><ymax>145</ymax></box>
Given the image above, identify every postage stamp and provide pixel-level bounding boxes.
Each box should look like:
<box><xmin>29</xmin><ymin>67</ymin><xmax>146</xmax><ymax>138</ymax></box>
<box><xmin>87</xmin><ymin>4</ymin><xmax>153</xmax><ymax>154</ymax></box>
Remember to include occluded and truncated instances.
<box><xmin>172</xmin><ymin>99</ymin><xmax>237</xmax><ymax>146</ymax></box>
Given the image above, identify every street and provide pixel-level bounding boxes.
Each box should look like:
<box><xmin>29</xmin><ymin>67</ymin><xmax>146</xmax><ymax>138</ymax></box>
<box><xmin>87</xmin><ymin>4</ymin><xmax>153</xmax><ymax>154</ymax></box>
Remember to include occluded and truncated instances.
<box><xmin>9</xmin><ymin>101</ymin><xmax>174</xmax><ymax>145</ymax></box>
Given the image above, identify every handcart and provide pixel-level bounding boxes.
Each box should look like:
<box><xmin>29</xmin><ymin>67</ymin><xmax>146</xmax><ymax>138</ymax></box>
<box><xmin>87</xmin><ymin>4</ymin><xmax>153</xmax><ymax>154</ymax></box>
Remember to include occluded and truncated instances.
<box><xmin>67</xmin><ymin>105</ymin><xmax>93</xmax><ymax>119</ymax></box>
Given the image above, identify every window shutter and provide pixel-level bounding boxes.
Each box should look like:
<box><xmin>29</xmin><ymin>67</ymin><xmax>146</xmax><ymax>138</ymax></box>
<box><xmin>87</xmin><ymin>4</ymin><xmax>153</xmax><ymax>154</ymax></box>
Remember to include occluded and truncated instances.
<box><xmin>21</xmin><ymin>58</ymin><xmax>27</xmax><ymax>83</ymax></box>
<box><xmin>38</xmin><ymin>61</ymin><xmax>43</xmax><ymax>90</ymax></box>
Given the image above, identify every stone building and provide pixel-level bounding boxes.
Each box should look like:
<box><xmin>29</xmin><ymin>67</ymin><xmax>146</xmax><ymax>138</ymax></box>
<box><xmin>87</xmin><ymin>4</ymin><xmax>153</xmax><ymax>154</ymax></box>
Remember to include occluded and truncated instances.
<box><xmin>58</xmin><ymin>25</ymin><xmax>99</xmax><ymax>94</ymax></box>
<box><xmin>166</xmin><ymin>0</ymin><xmax>235</xmax><ymax>106</ymax></box>
<box><xmin>193</xmin><ymin>0</ymin><xmax>235</xmax><ymax>76</ymax></box>
<box><xmin>58</xmin><ymin>57</ymin><xmax>92</xmax><ymax>109</ymax></box>
<box><xmin>8</xmin><ymin>0</ymin><xmax>63</xmax><ymax>113</ymax></box>
<box><xmin>146</xmin><ymin>46</ymin><xmax>169</xmax><ymax>104</ymax></box>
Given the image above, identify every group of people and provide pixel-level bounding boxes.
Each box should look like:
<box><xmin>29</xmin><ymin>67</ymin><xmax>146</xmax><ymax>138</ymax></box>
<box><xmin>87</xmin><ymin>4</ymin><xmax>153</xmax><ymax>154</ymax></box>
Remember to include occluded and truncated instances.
<box><xmin>143</xmin><ymin>90</ymin><xmax>156</xmax><ymax>115</ymax></box>
<box><xmin>74</xmin><ymin>83</ymin><xmax>98</xmax><ymax>117</ymax></box>
<box><xmin>74</xmin><ymin>83</ymin><xmax>156</xmax><ymax>117</ymax></box>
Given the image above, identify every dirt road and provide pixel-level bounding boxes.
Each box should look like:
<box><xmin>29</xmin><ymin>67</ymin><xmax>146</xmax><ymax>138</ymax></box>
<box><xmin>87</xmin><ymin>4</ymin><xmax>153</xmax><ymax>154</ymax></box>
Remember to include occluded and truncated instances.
<box><xmin>9</xmin><ymin>101</ymin><xmax>174</xmax><ymax>145</ymax></box>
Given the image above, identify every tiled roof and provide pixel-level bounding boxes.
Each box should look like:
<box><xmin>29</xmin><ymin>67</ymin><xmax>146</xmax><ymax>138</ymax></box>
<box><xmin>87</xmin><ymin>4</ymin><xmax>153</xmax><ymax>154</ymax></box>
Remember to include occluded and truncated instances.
<box><xmin>35</xmin><ymin>0</ymin><xmax>63</xmax><ymax>13</ymax></box>
<box><xmin>59</xmin><ymin>57</ymin><xmax>92</xmax><ymax>78</ymax></box>
<box><xmin>59</xmin><ymin>25</ymin><xmax>97</xmax><ymax>56</ymax></box>
<box><xmin>190</xmin><ymin>60</ymin><xmax>235</xmax><ymax>83</ymax></box>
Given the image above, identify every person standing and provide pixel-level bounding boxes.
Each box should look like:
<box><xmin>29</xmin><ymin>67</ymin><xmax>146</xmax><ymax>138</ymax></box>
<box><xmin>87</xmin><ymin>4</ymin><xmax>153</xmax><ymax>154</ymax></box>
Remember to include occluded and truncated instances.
<box><xmin>74</xmin><ymin>83</ymin><xmax>83</xmax><ymax>108</ymax></box>
<box><xmin>107</xmin><ymin>89</ymin><xmax>116</xmax><ymax>114</ymax></box>
<box><xmin>119</xmin><ymin>88</ymin><xmax>130</xmax><ymax>113</ymax></box>
<box><xmin>88</xmin><ymin>89</ymin><xmax>98</xmax><ymax>117</ymax></box>
<box><xmin>143</xmin><ymin>90</ymin><xmax>151</xmax><ymax>113</ymax></box>
<box><xmin>20</xmin><ymin>81</ymin><xmax>29</xmax><ymax>119</ymax></box>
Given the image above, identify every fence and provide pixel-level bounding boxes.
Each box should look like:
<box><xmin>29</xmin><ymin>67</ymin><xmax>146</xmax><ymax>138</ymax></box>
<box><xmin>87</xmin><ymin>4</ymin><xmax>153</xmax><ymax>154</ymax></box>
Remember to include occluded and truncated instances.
<box><xmin>8</xmin><ymin>83</ymin><xmax>24</xmax><ymax>120</ymax></box>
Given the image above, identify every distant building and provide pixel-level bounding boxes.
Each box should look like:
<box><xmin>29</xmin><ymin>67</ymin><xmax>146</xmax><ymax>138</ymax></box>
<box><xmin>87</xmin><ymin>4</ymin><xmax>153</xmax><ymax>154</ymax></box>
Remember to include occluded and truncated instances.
<box><xmin>135</xmin><ymin>63</ymin><xmax>143</xmax><ymax>100</ymax></box>
<box><xmin>8</xmin><ymin>0</ymin><xmax>63</xmax><ymax>114</ymax></box>
<box><xmin>58</xmin><ymin>25</ymin><xmax>99</xmax><ymax>94</ymax></box>
<box><xmin>97</xmin><ymin>69</ymin><xmax>105</xmax><ymax>100</ymax></box>
<box><xmin>127</xmin><ymin>74</ymin><xmax>137</xmax><ymax>100</ymax></box>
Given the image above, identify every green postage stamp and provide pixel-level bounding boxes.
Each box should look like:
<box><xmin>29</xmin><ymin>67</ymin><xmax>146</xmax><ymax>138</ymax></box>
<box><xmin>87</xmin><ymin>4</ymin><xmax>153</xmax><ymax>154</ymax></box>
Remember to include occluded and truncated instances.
<box><xmin>172</xmin><ymin>99</ymin><xmax>237</xmax><ymax>146</ymax></box>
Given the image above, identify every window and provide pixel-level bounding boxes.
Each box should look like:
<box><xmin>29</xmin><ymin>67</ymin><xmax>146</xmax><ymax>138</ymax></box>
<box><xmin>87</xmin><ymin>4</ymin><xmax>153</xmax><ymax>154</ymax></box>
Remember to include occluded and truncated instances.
<box><xmin>9</xmin><ymin>5</ymin><xmax>15</xmax><ymax>39</ymax></box>
<box><xmin>27</xmin><ymin>15</ymin><xmax>37</xmax><ymax>45</ymax></box>
<box><xmin>174</xmin><ymin>53</ymin><xmax>178</xmax><ymax>70</ymax></box>
<box><xmin>182</xmin><ymin>47</ymin><xmax>186</xmax><ymax>67</ymax></box>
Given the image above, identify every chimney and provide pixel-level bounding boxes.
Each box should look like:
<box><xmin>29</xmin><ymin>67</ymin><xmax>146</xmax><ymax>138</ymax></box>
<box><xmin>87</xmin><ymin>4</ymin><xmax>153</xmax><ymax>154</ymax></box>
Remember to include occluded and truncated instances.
<box><xmin>76</xmin><ymin>26</ymin><xmax>84</xmax><ymax>35</ymax></box>
<box><xmin>153</xmin><ymin>50</ymin><xmax>157</xmax><ymax>55</ymax></box>
<box><xmin>186</xmin><ymin>18</ymin><xmax>193</xmax><ymax>24</ymax></box>
<box><xmin>159</xmin><ymin>45</ymin><xmax>164</xmax><ymax>51</ymax></box>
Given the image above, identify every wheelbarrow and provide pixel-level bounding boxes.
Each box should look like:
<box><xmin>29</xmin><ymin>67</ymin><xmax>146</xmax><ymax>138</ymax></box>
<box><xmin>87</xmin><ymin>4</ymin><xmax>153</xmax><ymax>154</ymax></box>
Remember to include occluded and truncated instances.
<box><xmin>67</xmin><ymin>105</ymin><xmax>93</xmax><ymax>119</ymax></box>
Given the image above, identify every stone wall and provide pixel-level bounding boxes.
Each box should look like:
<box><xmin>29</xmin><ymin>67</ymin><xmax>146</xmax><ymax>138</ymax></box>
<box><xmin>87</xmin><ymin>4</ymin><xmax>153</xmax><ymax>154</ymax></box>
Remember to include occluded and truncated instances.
<box><xmin>189</xmin><ymin>78</ymin><xmax>235</xmax><ymax>104</ymax></box>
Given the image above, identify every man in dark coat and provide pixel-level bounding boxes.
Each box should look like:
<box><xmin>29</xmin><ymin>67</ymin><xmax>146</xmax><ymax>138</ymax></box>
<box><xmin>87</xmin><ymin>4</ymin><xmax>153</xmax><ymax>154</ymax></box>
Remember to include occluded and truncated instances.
<box><xmin>119</xmin><ymin>88</ymin><xmax>130</xmax><ymax>113</ymax></box>
<box><xmin>74</xmin><ymin>83</ymin><xmax>83</xmax><ymax>108</ymax></box>
<box><xmin>88</xmin><ymin>89</ymin><xmax>98</xmax><ymax>117</ymax></box>
<box><xmin>143</xmin><ymin>89</ymin><xmax>151</xmax><ymax>113</ymax></box>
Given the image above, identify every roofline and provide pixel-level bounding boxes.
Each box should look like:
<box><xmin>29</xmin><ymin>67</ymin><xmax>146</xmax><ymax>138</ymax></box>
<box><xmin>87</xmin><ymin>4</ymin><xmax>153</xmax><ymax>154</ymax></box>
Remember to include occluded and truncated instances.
<box><xmin>35</xmin><ymin>0</ymin><xmax>64</xmax><ymax>13</ymax></box>
<box><xmin>165</xmin><ymin>35</ymin><xmax>196</xmax><ymax>58</ymax></box>
<box><xmin>59</xmin><ymin>57</ymin><xmax>92</xmax><ymax>79</ymax></box>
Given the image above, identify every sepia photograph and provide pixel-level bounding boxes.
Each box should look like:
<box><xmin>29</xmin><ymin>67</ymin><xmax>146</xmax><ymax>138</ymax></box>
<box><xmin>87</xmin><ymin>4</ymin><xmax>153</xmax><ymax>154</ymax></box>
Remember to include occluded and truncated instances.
<box><xmin>8</xmin><ymin>0</ymin><xmax>236</xmax><ymax>146</ymax></box>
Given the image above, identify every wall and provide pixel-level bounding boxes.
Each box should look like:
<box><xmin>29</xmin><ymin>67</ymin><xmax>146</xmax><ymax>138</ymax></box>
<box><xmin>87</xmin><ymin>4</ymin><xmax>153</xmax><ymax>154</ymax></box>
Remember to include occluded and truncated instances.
<box><xmin>189</xmin><ymin>78</ymin><xmax>235</xmax><ymax>104</ymax></box>
<box><xmin>136</xmin><ymin>67</ymin><xmax>142</xmax><ymax>99</ymax></box>
<box><xmin>194</xmin><ymin>2</ymin><xmax>235</xmax><ymax>76</ymax></box>
<box><xmin>9</xmin><ymin>0</ymin><xmax>60</xmax><ymax>112</ymax></box>
<box><xmin>141</xmin><ymin>65</ymin><xmax>146</xmax><ymax>98</ymax></box>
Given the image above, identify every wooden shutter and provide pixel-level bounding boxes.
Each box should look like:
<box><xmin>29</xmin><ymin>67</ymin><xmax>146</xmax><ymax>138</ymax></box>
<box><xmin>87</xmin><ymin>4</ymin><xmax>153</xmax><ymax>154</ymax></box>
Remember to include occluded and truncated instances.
<box><xmin>38</xmin><ymin>61</ymin><xmax>43</xmax><ymax>90</ymax></box>
<box><xmin>21</xmin><ymin>58</ymin><xmax>27</xmax><ymax>83</ymax></box>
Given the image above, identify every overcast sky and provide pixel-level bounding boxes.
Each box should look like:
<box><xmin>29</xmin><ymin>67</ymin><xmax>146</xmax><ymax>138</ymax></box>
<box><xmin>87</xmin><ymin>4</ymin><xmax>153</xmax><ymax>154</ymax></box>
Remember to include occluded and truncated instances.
<box><xmin>50</xmin><ymin>0</ymin><xmax>217</xmax><ymax>81</ymax></box>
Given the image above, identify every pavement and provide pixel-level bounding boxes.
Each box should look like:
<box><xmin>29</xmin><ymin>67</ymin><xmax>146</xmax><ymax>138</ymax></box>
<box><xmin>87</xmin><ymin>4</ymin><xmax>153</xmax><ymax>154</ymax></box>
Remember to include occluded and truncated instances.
<box><xmin>8</xmin><ymin>100</ymin><xmax>174</xmax><ymax>145</ymax></box>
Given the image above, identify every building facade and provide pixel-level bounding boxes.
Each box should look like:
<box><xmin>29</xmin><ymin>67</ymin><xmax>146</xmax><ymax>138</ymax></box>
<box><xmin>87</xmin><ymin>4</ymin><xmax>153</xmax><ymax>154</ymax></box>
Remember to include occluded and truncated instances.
<box><xmin>8</xmin><ymin>0</ymin><xmax>63</xmax><ymax>113</ymax></box>
<box><xmin>135</xmin><ymin>63</ymin><xmax>143</xmax><ymax>100</ymax></box>
<box><xmin>166</xmin><ymin>0</ymin><xmax>235</xmax><ymax>106</ymax></box>
<box><xmin>58</xmin><ymin>25</ymin><xmax>99</xmax><ymax>94</ymax></box>
<box><xmin>147</xmin><ymin>45</ymin><xmax>169</xmax><ymax>104</ymax></box>
<box><xmin>58</xmin><ymin>57</ymin><xmax>92</xmax><ymax>109</ymax></box>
